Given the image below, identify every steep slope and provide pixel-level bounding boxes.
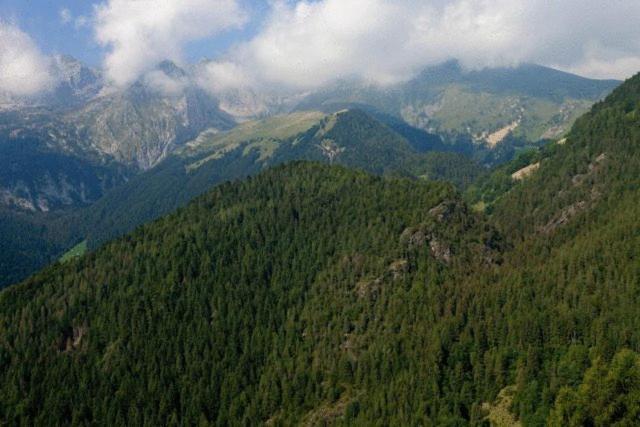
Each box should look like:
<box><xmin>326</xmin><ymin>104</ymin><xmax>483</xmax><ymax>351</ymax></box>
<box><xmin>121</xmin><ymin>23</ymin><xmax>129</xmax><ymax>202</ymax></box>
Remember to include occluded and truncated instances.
<box><xmin>75</xmin><ymin>109</ymin><xmax>482</xmax><ymax>248</ymax></box>
<box><xmin>46</xmin><ymin>55</ymin><xmax>104</xmax><ymax>109</ymax></box>
<box><xmin>0</xmin><ymin>61</ymin><xmax>238</xmax><ymax>287</ymax></box>
<box><xmin>0</xmin><ymin>109</ymin><xmax>482</xmax><ymax>288</ymax></box>
<box><xmin>486</xmin><ymin>72</ymin><xmax>640</xmax><ymax>237</ymax></box>
<box><xmin>0</xmin><ymin>111</ymin><xmax>131</xmax><ymax>288</ymax></box>
<box><xmin>0</xmin><ymin>111</ymin><xmax>132</xmax><ymax>289</ymax></box>
<box><xmin>453</xmin><ymin>72</ymin><xmax>640</xmax><ymax>424</ymax></box>
<box><xmin>0</xmin><ymin>60</ymin><xmax>235</xmax><ymax>214</ymax></box>
<box><xmin>0</xmin><ymin>136</ymin><xmax>130</xmax><ymax>212</ymax></box>
<box><xmin>67</xmin><ymin>63</ymin><xmax>236</xmax><ymax>171</ymax></box>
<box><xmin>0</xmin><ymin>162</ymin><xmax>499</xmax><ymax>425</ymax></box>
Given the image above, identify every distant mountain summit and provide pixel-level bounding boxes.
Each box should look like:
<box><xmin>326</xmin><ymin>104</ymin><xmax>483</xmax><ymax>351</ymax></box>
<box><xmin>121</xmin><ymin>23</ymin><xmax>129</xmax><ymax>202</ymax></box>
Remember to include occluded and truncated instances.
<box><xmin>0</xmin><ymin>59</ymin><xmax>235</xmax><ymax>219</ymax></box>
<box><xmin>0</xmin><ymin>57</ymin><xmax>620</xmax><ymax>169</ymax></box>
<box><xmin>67</xmin><ymin>61</ymin><xmax>235</xmax><ymax>170</ymax></box>
<box><xmin>48</xmin><ymin>55</ymin><xmax>104</xmax><ymax>108</ymax></box>
<box><xmin>1</xmin><ymin>59</ymin><xmax>236</xmax><ymax>170</ymax></box>
<box><xmin>0</xmin><ymin>55</ymin><xmax>103</xmax><ymax>110</ymax></box>
<box><xmin>295</xmin><ymin>61</ymin><xmax>619</xmax><ymax>144</ymax></box>
<box><xmin>155</xmin><ymin>59</ymin><xmax>188</xmax><ymax>79</ymax></box>
<box><xmin>414</xmin><ymin>60</ymin><xmax>616</xmax><ymax>101</ymax></box>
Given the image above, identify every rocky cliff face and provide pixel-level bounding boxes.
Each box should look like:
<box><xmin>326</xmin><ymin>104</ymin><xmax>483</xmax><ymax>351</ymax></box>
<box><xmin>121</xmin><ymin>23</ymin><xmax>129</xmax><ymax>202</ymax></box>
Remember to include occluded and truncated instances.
<box><xmin>64</xmin><ymin>62</ymin><xmax>236</xmax><ymax>170</ymax></box>
<box><xmin>0</xmin><ymin>134</ymin><xmax>131</xmax><ymax>212</ymax></box>
<box><xmin>0</xmin><ymin>60</ymin><xmax>236</xmax><ymax>212</ymax></box>
<box><xmin>47</xmin><ymin>55</ymin><xmax>104</xmax><ymax>108</ymax></box>
<box><xmin>68</xmin><ymin>86</ymin><xmax>235</xmax><ymax>170</ymax></box>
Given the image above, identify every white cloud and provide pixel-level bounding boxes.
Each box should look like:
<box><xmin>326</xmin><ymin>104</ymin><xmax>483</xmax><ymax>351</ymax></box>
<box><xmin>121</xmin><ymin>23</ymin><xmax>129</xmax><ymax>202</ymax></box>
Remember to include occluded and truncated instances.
<box><xmin>556</xmin><ymin>43</ymin><xmax>640</xmax><ymax>81</ymax></box>
<box><xmin>60</xmin><ymin>8</ymin><xmax>73</xmax><ymax>25</ymax></box>
<box><xmin>143</xmin><ymin>69</ymin><xmax>188</xmax><ymax>97</ymax></box>
<box><xmin>196</xmin><ymin>61</ymin><xmax>253</xmax><ymax>94</ymax></box>
<box><xmin>60</xmin><ymin>8</ymin><xmax>90</xmax><ymax>30</ymax></box>
<box><xmin>74</xmin><ymin>15</ymin><xmax>90</xmax><ymax>29</ymax></box>
<box><xmin>93</xmin><ymin>0</ymin><xmax>247</xmax><ymax>87</ymax></box>
<box><xmin>566</xmin><ymin>57</ymin><xmax>640</xmax><ymax>81</ymax></box>
<box><xmin>0</xmin><ymin>22</ymin><xmax>56</xmax><ymax>97</ymax></box>
<box><xmin>208</xmin><ymin>0</ymin><xmax>640</xmax><ymax>91</ymax></box>
<box><xmin>5</xmin><ymin>0</ymin><xmax>638</xmax><ymax>101</ymax></box>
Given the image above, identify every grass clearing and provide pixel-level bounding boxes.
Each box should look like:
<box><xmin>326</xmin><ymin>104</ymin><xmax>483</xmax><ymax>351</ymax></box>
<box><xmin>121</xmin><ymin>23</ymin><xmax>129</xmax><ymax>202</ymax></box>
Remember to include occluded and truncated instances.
<box><xmin>184</xmin><ymin>111</ymin><xmax>327</xmax><ymax>171</ymax></box>
<box><xmin>60</xmin><ymin>240</ymin><xmax>87</xmax><ymax>263</ymax></box>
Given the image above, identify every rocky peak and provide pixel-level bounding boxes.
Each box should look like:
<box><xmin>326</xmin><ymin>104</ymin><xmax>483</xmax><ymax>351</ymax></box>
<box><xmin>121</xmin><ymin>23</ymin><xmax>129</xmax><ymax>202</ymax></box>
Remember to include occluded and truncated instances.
<box><xmin>50</xmin><ymin>55</ymin><xmax>103</xmax><ymax>106</ymax></box>
<box><xmin>155</xmin><ymin>60</ymin><xmax>188</xmax><ymax>79</ymax></box>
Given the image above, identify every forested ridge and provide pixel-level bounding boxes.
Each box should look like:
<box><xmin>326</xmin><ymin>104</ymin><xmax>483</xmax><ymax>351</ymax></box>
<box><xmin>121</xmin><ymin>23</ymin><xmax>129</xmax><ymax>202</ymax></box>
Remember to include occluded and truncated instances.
<box><xmin>76</xmin><ymin>109</ymin><xmax>484</xmax><ymax>251</ymax></box>
<box><xmin>0</xmin><ymin>109</ymin><xmax>483</xmax><ymax>289</ymax></box>
<box><xmin>0</xmin><ymin>163</ymin><xmax>497</xmax><ymax>425</ymax></box>
<box><xmin>1</xmin><ymin>73</ymin><xmax>640</xmax><ymax>425</ymax></box>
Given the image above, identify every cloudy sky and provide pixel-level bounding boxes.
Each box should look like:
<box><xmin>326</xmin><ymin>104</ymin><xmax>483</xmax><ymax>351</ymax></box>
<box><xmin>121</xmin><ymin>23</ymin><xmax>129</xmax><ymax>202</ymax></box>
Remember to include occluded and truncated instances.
<box><xmin>1</xmin><ymin>0</ymin><xmax>640</xmax><ymax>96</ymax></box>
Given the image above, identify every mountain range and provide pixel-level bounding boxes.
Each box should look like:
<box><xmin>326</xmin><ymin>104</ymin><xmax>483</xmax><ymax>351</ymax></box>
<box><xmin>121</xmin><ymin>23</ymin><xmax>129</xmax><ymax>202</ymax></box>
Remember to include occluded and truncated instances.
<box><xmin>294</xmin><ymin>61</ymin><xmax>618</xmax><ymax>141</ymax></box>
<box><xmin>1</xmin><ymin>69</ymin><xmax>639</xmax><ymax>424</ymax></box>
<box><xmin>0</xmin><ymin>58</ymin><xmax>622</xmax><ymax>288</ymax></box>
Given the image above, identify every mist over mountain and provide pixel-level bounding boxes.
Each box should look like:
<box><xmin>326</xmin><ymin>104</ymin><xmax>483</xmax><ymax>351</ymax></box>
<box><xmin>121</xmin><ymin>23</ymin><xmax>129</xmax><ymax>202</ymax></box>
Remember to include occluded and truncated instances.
<box><xmin>0</xmin><ymin>60</ymin><xmax>235</xmax><ymax>213</ymax></box>
<box><xmin>0</xmin><ymin>57</ymin><xmax>618</xmax><ymax>178</ymax></box>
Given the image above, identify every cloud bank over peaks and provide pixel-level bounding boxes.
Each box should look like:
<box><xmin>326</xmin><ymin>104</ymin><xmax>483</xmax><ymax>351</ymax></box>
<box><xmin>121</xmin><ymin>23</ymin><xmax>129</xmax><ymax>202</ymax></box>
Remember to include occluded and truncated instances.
<box><xmin>4</xmin><ymin>0</ymin><xmax>640</xmax><ymax>99</ymax></box>
<box><xmin>94</xmin><ymin>0</ymin><xmax>248</xmax><ymax>87</ymax></box>
<box><xmin>0</xmin><ymin>22</ymin><xmax>57</xmax><ymax>97</ymax></box>
<box><xmin>143</xmin><ymin>69</ymin><xmax>190</xmax><ymax>97</ymax></box>
<box><xmin>196</xmin><ymin>61</ymin><xmax>255</xmax><ymax>94</ymax></box>
<box><xmin>198</xmin><ymin>0</ymin><xmax>640</xmax><ymax>93</ymax></box>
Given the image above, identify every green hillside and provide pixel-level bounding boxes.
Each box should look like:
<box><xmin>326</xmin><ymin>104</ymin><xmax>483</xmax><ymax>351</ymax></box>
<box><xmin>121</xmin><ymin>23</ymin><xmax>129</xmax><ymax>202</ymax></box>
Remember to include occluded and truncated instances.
<box><xmin>74</xmin><ymin>109</ymin><xmax>483</xmax><ymax>251</ymax></box>
<box><xmin>455</xmin><ymin>73</ymin><xmax>640</xmax><ymax>424</ymax></box>
<box><xmin>0</xmin><ymin>162</ymin><xmax>497</xmax><ymax>425</ymax></box>
<box><xmin>1</xmin><ymin>72</ymin><xmax>639</xmax><ymax>425</ymax></box>
<box><xmin>0</xmin><ymin>109</ymin><xmax>483</xmax><ymax>288</ymax></box>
